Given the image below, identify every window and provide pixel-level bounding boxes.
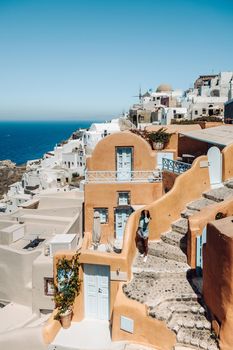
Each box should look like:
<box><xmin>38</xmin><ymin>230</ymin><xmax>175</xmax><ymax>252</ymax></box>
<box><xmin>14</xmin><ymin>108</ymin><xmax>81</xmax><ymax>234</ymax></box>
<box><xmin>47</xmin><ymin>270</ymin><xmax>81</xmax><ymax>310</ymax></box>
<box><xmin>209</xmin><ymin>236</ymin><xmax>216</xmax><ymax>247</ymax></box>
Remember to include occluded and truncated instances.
<box><xmin>202</xmin><ymin>109</ymin><xmax>207</xmax><ymax>114</ymax></box>
<box><xmin>195</xmin><ymin>110</ymin><xmax>198</xmax><ymax>115</ymax></box>
<box><xmin>94</xmin><ymin>208</ymin><xmax>108</xmax><ymax>224</ymax></box>
<box><xmin>153</xmin><ymin>97</ymin><xmax>155</xmax><ymax>101</ymax></box>
<box><xmin>118</xmin><ymin>192</ymin><xmax>130</xmax><ymax>206</ymax></box>
<box><xmin>44</xmin><ymin>278</ymin><xmax>55</xmax><ymax>296</ymax></box>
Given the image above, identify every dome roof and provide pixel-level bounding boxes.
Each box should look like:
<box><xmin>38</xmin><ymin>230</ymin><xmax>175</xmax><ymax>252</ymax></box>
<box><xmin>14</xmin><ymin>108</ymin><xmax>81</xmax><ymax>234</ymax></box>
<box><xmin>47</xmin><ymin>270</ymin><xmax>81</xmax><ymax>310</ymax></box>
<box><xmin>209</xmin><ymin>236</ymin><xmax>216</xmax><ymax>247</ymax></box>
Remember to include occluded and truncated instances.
<box><xmin>156</xmin><ymin>84</ymin><xmax>173</xmax><ymax>92</ymax></box>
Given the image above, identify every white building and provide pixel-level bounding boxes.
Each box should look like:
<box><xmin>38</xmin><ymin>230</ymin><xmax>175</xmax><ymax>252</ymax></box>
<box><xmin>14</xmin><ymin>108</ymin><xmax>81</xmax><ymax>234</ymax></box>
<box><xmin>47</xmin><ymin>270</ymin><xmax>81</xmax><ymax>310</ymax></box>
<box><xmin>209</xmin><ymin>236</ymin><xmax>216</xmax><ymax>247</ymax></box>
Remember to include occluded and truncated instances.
<box><xmin>182</xmin><ymin>71</ymin><xmax>233</xmax><ymax>120</ymax></box>
<box><xmin>129</xmin><ymin>84</ymin><xmax>187</xmax><ymax>126</ymax></box>
<box><xmin>82</xmin><ymin>118</ymin><xmax>121</xmax><ymax>151</ymax></box>
<box><xmin>0</xmin><ymin>190</ymin><xmax>83</xmax><ymax>349</ymax></box>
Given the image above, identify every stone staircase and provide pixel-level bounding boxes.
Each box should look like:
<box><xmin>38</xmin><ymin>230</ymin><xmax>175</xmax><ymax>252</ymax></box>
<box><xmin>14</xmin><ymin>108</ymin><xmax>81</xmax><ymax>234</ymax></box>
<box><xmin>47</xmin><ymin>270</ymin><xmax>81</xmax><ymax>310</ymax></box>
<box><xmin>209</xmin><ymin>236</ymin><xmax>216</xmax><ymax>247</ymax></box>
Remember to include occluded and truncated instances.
<box><xmin>123</xmin><ymin>181</ymin><xmax>233</xmax><ymax>350</ymax></box>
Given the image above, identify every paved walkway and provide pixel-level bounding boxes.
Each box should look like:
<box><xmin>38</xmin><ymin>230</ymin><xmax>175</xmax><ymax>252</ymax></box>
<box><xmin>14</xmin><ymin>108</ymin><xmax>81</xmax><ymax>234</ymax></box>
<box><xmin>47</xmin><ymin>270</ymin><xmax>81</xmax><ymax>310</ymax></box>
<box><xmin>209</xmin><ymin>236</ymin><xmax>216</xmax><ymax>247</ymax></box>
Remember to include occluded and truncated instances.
<box><xmin>50</xmin><ymin>319</ymin><xmax>125</xmax><ymax>350</ymax></box>
<box><xmin>0</xmin><ymin>302</ymin><xmax>33</xmax><ymax>333</ymax></box>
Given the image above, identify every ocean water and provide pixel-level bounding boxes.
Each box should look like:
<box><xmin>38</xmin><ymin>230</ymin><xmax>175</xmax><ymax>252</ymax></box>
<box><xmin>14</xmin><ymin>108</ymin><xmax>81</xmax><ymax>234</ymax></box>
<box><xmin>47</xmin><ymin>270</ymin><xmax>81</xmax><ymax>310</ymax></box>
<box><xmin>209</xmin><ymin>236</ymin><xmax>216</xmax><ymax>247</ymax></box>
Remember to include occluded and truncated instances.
<box><xmin>0</xmin><ymin>120</ymin><xmax>94</xmax><ymax>165</ymax></box>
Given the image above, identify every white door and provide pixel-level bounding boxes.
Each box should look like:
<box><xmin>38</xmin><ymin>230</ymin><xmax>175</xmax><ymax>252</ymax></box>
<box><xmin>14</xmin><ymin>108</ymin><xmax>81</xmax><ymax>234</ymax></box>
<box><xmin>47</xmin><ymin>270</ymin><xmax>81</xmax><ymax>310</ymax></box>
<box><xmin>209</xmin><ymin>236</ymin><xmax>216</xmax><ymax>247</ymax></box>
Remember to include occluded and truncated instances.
<box><xmin>116</xmin><ymin>147</ymin><xmax>132</xmax><ymax>181</ymax></box>
<box><xmin>207</xmin><ymin>146</ymin><xmax>222</xmax><ymax>187</ymax></box>
<box><xmin>115</xmin><ymin>207</ymin><xmax>132</xmax><ymax>240</ymax></box>
<box><xmin>84</xmin><ymin>264</ymin><xmax>110</xmax><ymax>320</ymax></box>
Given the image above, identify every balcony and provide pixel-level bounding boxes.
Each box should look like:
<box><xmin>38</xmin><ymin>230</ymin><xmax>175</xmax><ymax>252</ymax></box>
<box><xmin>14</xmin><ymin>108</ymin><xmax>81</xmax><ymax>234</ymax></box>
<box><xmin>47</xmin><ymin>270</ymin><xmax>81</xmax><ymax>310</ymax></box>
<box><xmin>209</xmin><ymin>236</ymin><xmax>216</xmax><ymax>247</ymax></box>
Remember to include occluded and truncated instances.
<box><xmin>162</xmin><ymin>158</ymin><xmax>191</xmax><ymax>174</ymax></box>
<box><xmin>85</xmin><ymin>170</ymin><xmax>162</xmax><ymax>184</ymax></box>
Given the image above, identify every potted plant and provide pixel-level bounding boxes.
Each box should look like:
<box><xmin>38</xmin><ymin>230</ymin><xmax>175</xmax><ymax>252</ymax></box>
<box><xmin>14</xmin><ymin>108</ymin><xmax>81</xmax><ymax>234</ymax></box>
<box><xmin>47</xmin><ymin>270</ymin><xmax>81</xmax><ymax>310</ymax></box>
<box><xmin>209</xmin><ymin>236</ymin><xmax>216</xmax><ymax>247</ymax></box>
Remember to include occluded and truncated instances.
<box><xmin>53</xmin><ymin>252</ymin><xmax>81</xmax><ymax>329</ymax></box>
<box><xmin>148</xmin><ymin>128</ymin><xmax>172</xmax><ymax>150</ymax></box>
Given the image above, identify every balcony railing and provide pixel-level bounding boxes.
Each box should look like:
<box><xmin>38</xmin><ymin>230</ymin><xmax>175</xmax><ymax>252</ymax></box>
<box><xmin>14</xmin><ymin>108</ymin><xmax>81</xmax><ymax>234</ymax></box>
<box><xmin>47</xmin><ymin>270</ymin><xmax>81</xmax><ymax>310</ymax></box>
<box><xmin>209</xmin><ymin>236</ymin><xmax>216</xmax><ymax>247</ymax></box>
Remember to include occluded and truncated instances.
<box><xmin>85</xmin><ymin>170</ymin><xmax>162</xmax><ymax>184</ymax></box>
<box><xmin>162</xmin><ymin>158</ymin><xmax>191</xmax><ymax>174</ymax></box>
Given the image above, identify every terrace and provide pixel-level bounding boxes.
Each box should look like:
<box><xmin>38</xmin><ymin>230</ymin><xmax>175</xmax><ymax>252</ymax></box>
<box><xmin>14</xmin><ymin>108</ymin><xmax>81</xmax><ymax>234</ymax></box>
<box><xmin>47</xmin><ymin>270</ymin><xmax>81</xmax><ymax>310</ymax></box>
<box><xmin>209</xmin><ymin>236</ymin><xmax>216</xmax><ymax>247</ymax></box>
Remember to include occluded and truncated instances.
<box><xmin>85</xmin><ymin>170</ymin><xmax>162</xmax><ymax>184</ymax></box>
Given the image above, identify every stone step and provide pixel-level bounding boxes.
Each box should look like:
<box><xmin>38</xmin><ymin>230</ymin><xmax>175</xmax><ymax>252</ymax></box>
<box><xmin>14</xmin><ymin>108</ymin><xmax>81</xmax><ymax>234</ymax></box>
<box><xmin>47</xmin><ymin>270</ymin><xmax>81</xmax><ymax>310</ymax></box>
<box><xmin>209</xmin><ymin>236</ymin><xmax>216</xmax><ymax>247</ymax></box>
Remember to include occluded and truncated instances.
<box><xmin>149</xmin><ymin>300</ymin><xmax>203</xmax><ymax>322</ymax></box>
<box><xmin>161</xmin><ymin>231</ymin><xmax>187</xmax><ymax>248</ymax></box>
<box><xmin>171</xmin><ymin>218</ymin><xmax>189</xmax><ymax>235</ymax></box>
<box><xmin>132</xmin><ymin>254</ymin><xmax>189</xmax><ymax>277</ymax></box>
<box><xmin>168</xmin><ymin>312</ymin><xmax>211</xmax><ymax>332</ymax></box>
<box><xmin>123</xmin><ymin>274</ymin><xmax>200</xmax><ymax>308</ymax></box>
<box><xmin>176</xmin><ymin>328</ymin><xmax>219</xmax><ymax>350</ymax></box>
<box><xmin>203</xmin><ymin>186</ymin><xmax>233</xmax><ymax>202</ymax></box>
<box><xmin>186</xmin><ymin>198</ymin><xmax>216</xmax><ymax>211</ymax></box>
<box><xmin>148</xmin><ymin>241</ymin><xmax>187</xmax><ymax>263</ymax></box>
<box><xmin>224</xmin><ymin>178</ymin><xmax>233</xmax><ymax>189</ymax></box>
<box><xmin>181</xmin><ymin>208</ymin><xmax>197</xmax><ymax>219</ymax></box>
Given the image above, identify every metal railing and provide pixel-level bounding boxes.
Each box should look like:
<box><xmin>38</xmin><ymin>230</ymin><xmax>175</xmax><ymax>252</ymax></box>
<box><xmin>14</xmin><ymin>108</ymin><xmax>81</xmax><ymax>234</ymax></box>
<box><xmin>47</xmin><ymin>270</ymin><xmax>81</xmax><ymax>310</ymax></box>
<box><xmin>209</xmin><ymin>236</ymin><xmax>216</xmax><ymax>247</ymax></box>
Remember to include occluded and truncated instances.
<box><xmin>85</xmin><ymin>170</ymin><xmax>162</xmax><ymax>183</ymax></box>
<box><xmin>162</xmin><ymin>158</ymin><xmax>191</xmax><ymax>174</ymax></box>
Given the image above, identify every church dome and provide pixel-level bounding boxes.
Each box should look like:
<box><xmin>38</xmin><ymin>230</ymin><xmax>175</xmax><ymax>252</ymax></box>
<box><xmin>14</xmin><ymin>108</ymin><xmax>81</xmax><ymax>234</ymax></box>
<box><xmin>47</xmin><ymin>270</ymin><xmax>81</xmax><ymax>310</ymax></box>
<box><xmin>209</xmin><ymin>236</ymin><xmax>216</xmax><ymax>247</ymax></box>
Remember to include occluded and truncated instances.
<box><xmin>156</xmin><ymin>84</ymin><xmax>173</xmax><ymax>92</ymax></box>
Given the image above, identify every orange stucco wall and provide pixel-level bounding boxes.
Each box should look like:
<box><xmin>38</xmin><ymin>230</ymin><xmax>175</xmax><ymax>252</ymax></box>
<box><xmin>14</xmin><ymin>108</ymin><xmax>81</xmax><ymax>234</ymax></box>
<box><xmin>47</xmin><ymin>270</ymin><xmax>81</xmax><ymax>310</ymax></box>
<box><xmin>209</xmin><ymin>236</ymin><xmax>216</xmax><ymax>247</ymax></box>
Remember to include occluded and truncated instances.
<box><xmin>84</xmin><ymin>182</ymin><xmax>163</xmax><ymax>241</ymax></box>
<box><xmin>146</xmin><ymin>124</ymin><xmax>201</xmax><ymax>159</ymax></box>
<box><xmin>87</xmin><ymin>131</ymin><xmax>156</xmax><ymax>171</ymax></box>
<box><xmin>188</xmin><ymin>197</ymin><xmax>233</xmax><ymax>268</ymax></box>
<box><xmin>85</xmin><ymin>131</ymin><xmax>164</xmax><ymax>237</ymax></box>
<box><xmin>203</xmin><ymin>218</ymin><xmax>233</xmax><ymax>350</ymax></box>
<box><xmin>222</xmin><ymin>143</ymin><xmax>233</xmax><ymax>181</ymax></box>
<box><xmin>178</xmin><ymin>135</ymin><xmax>212</xmax><ymax>158</ymax></box>
<box><xmin>112</xmin><ymin>284</ymin><xmax>176</xmax><ymax>350</ymax></box>
<box><xmin>140</xmin><ymin>156</ymin><xmax>210</xmax><ymax>240</ymax></box>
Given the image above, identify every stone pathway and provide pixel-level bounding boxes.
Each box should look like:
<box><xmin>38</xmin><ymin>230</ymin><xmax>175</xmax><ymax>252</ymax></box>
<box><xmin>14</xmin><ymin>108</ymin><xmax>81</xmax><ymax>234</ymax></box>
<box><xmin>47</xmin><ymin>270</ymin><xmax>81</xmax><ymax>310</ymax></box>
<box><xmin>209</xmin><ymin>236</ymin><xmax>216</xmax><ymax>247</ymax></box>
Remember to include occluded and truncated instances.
<box><xmin>123</xmin><ymin>181</ymin><xmax>233</xmax><ymax>350</ymax></box>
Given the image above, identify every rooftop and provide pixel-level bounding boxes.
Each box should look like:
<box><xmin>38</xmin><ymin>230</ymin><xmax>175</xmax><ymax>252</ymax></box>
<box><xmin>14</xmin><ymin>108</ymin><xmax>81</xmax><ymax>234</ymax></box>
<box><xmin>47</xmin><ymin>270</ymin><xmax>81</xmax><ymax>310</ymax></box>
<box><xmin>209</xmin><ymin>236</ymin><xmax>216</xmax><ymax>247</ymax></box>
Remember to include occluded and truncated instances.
<box><xmin>180</xmin><ymin>125</ymin><xmax>233</xmax><ymax>146</ymax></box>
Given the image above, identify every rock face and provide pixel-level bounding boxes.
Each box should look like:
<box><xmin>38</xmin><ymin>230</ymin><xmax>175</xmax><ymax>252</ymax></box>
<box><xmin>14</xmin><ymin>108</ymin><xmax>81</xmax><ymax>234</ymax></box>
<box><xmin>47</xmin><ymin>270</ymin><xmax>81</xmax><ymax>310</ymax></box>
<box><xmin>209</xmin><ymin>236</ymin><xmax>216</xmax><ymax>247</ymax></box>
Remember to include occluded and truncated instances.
<box><xmin>0</xmin><ymin>160</ymin><xmax>26</xmax><ymax>198</ymax></box>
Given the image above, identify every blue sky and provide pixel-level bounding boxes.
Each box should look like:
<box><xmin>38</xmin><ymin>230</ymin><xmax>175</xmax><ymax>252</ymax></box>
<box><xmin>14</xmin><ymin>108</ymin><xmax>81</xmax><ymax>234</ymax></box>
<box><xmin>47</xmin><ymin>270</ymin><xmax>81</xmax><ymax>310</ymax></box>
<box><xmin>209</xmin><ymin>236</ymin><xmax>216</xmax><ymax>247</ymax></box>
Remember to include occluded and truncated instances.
<box><xmin>0</xmin><ymin>0</ymin><xmax>233</xmax><ymax>120</ymax></box>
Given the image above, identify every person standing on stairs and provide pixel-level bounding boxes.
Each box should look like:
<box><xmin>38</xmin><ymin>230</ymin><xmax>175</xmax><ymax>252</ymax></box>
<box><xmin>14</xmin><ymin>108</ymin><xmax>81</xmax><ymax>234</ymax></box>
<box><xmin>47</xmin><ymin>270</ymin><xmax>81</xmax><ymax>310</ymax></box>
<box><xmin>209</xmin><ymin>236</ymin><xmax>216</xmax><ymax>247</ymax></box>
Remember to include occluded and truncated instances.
<box><xmin>137</xmin><ymin>209</ymin><xmax>151</xmax><ymax>262</ymax></box>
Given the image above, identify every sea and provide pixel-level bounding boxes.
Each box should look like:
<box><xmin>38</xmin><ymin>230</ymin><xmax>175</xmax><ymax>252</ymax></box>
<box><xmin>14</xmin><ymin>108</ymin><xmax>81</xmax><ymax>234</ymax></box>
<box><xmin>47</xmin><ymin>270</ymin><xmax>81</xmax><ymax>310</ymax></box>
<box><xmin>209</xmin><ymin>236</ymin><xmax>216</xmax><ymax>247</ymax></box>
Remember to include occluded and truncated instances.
<box><xmin>0</xmin><ymin>120</ymin><xmax>95</xmax><ymax>165</ymax></box>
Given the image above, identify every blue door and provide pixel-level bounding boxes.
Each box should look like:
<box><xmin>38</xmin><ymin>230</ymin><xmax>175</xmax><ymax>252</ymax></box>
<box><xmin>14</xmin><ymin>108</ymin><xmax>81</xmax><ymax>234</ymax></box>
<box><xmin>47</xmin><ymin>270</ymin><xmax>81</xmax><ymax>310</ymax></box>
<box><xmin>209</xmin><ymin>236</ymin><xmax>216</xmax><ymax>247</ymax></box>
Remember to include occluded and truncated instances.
<box><xmin>115</xmin><ymin>207</ymin><xmax>132</xmax><ymax>240</ymax></box>
<box><xmin>84</xmin><ymin>264</ymin><xmax>110</xmax><ymax>320</ymax></box>
<box><xmin>116</xmin><ymin>147</ymin><xmax>132</xmax><ymax>181</ymax></box>
<box><xmin>196</xmin><ymin>226</ymin><xmax>207</xmax><ymax>273</ymax></box>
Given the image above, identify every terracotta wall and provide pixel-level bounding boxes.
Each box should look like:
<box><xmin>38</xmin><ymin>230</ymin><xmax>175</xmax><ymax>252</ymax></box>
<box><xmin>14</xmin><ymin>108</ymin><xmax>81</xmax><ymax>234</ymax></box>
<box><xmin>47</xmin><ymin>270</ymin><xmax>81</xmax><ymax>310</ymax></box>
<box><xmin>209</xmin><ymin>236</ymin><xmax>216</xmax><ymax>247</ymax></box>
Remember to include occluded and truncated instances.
<box><xmin>203</xmin><ymin>218</ymin><xmax>233</xmax><ymax>350</ymax></box>
<box><xmin>198</xmin><ymin>121</ymin><xmax>223</xmax><ymax>129</ymax></box>
<box><xmin>222</xmin><ymin>143</ymin><xmax>233</xmax><ymax>181</ymax></box>
<box><xmin>140</xmin><ymin>156</ymin><xmax>210</xmax><ymax>240</ymax></box>
<box><xmin>84</xmin><ymin>182</ymin><xmax>163</xmax><ymax>241</ymax></box>
<box><xmin>112</xmin><ymin>284</ymin><xmax>176</xmax><ymax>350</ymax></box>
<box><xmin>145</xmin><ymin>124</ymin><xmax>202</xmax><ymax>158</ymax></box>
<box><xmin>162</xmin><ymin>171</ymin><xmax>178</xmax><ymax>193</ymax></box>
<box><xmin>87</xmin><ymin>131</ymin><xmax>156</xmax><ymax>171</ymax></box>
<box><xmin>178</xmin><ymin>136</ymin><xmax>212</xmax><ymax>158</ymax></box>
<box><xmin>188</xmin><ymin>197</ymin><xmax>233</xmax><ymax>268</ymax></box>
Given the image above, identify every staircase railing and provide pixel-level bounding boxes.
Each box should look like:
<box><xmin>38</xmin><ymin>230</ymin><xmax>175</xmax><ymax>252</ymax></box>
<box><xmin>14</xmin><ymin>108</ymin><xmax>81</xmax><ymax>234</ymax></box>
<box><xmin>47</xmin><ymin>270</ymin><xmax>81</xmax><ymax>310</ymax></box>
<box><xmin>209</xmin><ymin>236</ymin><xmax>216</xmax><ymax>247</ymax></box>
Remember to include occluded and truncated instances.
<box><xmin>162</xmin><ymin>158</ymin><xmax>191</xmax><ymax>174</ymax></box>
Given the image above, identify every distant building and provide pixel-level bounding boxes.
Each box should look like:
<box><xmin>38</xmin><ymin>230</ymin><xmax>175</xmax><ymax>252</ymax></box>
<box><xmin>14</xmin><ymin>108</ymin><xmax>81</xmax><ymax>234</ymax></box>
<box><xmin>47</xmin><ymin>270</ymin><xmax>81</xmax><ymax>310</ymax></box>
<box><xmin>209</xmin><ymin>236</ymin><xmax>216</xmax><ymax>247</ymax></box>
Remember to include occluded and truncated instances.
<box><xmin>183</xmin><ymin>71</ymin><xmax>233</xmax><ymax>120</ymax></box>
<box><xmin>129</xmin><ymin>84</ymin><xmax>185</xmax><ymax>126</ymax></box>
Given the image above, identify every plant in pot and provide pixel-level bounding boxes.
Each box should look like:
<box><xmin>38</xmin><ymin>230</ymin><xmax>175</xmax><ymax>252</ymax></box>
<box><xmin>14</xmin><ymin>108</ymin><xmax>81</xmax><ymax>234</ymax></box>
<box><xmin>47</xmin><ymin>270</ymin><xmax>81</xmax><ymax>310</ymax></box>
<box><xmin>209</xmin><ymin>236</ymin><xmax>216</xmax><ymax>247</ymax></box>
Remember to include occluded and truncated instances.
<box><xmin>53</xmin><ymin>252</ymin><xmax>81</xmax><ymax>329</ymax></box>
<box><xmin>148</xmin><ymin>128</ymin><xmax>172</xmax><ymax>150</ymax></box>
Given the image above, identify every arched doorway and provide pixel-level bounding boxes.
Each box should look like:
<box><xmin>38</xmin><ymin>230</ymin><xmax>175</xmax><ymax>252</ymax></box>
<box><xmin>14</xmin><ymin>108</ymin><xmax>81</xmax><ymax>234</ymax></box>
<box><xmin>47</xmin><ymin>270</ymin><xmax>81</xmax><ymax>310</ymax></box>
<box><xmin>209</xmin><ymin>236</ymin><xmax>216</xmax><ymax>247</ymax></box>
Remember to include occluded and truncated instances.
<box><xmin>207</xmin><ymin>146</ymin><xmax>222</xmax><ymax>188</ymax></box>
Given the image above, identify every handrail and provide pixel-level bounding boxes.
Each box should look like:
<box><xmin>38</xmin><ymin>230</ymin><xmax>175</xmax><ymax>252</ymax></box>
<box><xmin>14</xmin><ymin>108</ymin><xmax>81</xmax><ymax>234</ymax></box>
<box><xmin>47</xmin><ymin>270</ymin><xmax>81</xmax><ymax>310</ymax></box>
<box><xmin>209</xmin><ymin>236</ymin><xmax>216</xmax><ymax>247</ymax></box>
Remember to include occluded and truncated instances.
<box><xmin>85</xmin><ymin>170</ymin><xmax>162</xmax><ymax>183</ymax></box>
<box><xmin>162</xmin><ymin>158</ymin><xmax>191</xmax><ymax>174</ymax></box>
